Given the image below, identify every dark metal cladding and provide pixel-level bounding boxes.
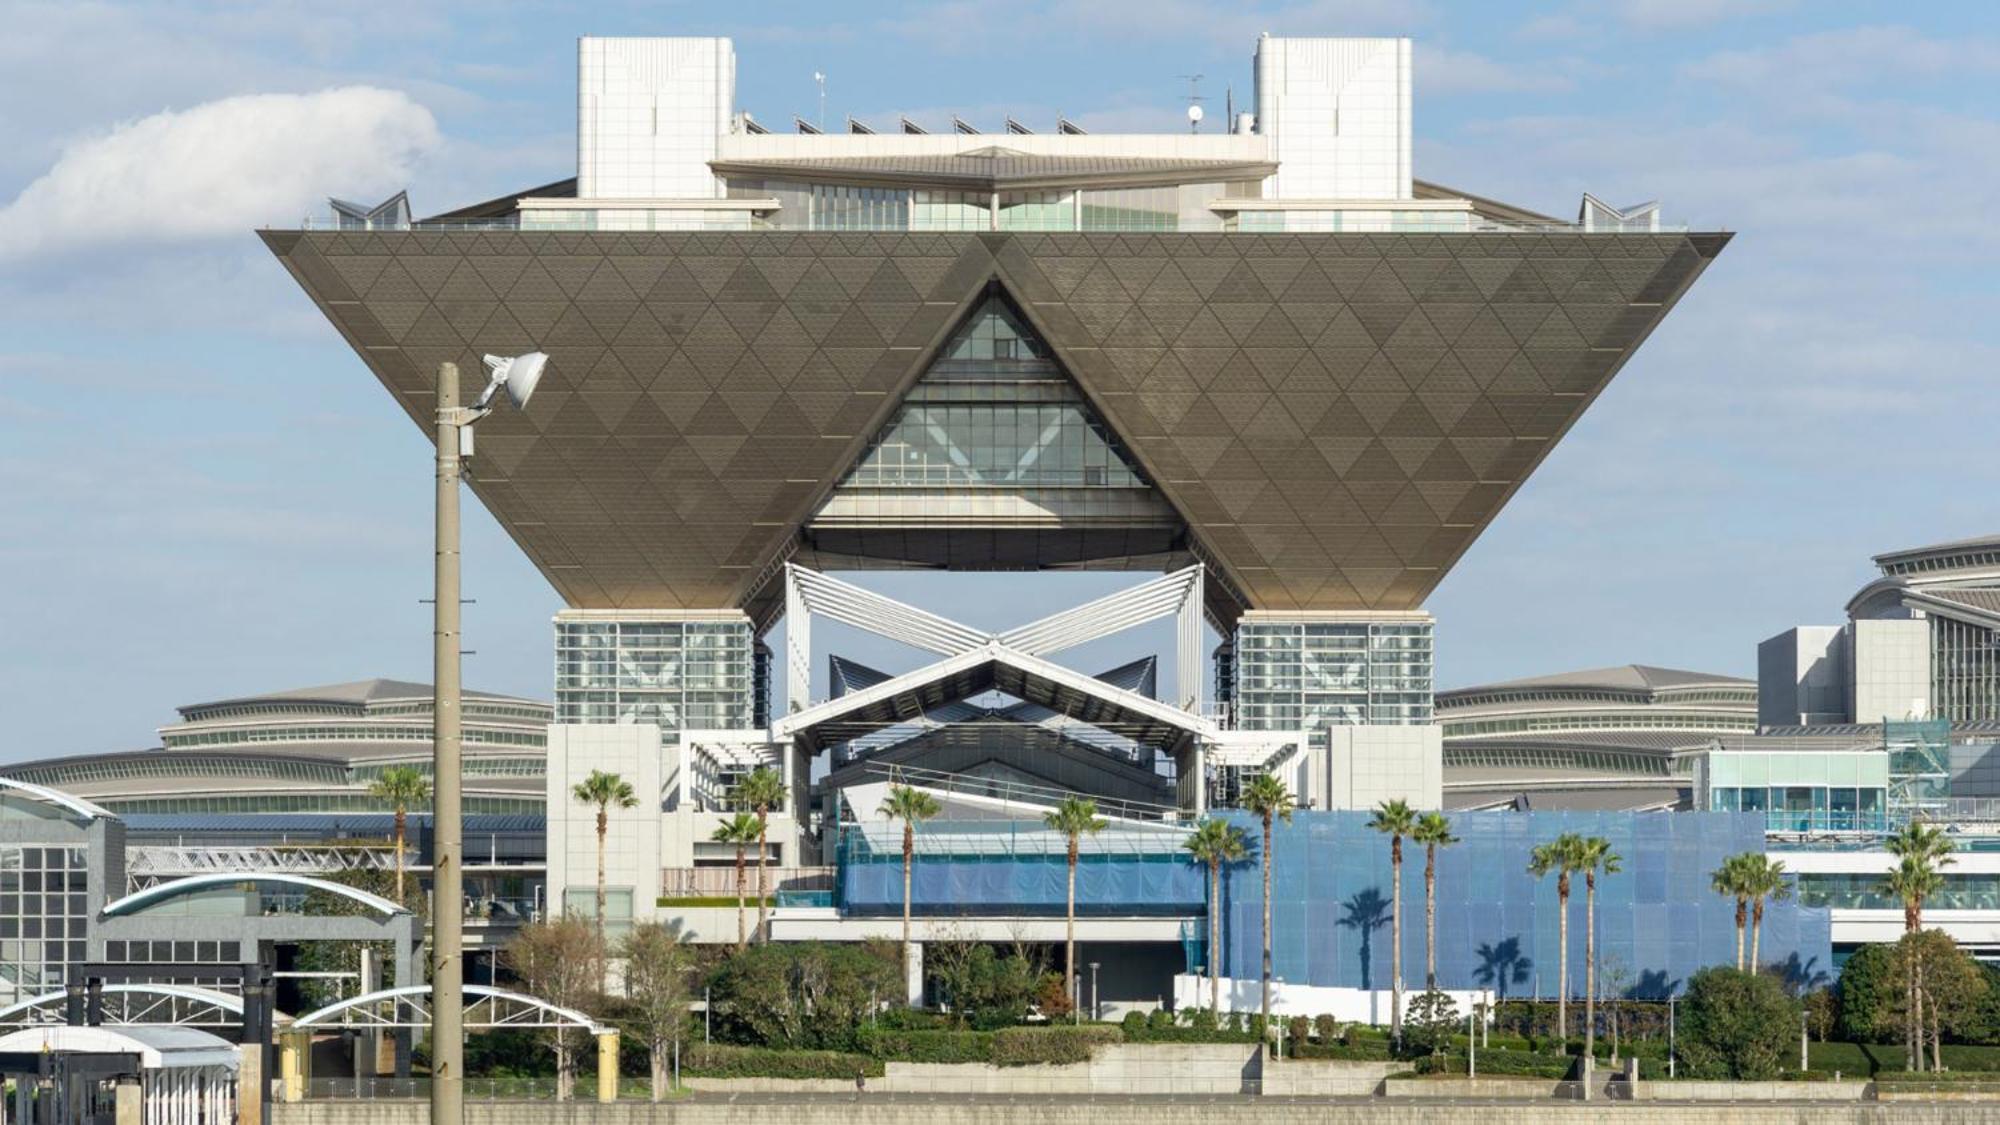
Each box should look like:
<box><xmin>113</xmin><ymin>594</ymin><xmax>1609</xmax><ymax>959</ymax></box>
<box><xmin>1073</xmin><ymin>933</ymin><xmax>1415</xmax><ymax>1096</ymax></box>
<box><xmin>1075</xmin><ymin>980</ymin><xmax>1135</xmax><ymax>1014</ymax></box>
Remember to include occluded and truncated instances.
<box><xmin>263</xmin><ymin>228</ymin><xmax>1727</xmax><ymax>627</ymax></box>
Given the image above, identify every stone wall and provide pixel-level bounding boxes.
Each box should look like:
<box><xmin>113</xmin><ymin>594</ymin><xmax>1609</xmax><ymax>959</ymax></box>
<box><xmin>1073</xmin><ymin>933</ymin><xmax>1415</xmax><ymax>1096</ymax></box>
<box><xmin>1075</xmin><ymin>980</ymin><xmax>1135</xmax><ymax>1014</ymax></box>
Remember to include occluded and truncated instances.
<box><xmin>276</xmin><ymin>1100</ymin><xmax>2000</xmax><ymax>1125</ymax></box>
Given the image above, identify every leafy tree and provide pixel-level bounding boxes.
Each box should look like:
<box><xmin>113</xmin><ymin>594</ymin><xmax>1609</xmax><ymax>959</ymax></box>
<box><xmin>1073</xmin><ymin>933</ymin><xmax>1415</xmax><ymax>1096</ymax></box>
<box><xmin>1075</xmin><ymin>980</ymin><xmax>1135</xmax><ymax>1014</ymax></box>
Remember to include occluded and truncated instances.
<box><xmin>503</xmin><ymin>916</ymin><xmax>605</xmax><ymax>1100</ymax></box>
<box><xmin>1803</xmin><ymin>987</ymin><xmax>1838</xmax><ymax>1043</ymax></box>
<box><xmin>710</xmin><ymin>813</ymin><xmax>762</xmax><ymax>951</ymax></box>
<box><xmin>1043</xmin><ymin>796</ymin><xmax>1107</xmax><ymax>1016</ymax></box>
<box><xmin>1411</xmin><ymin>812</ymin><xmax>1459</xmax><ymax>992</ymax></box>
<box><xmin>571</xmin><ymin>769</ymin><xmax>639</xmax><ymax>965</ymax></box>
<box><xmin>1673</xmin><ymin>966</ymin><xmax>1798</xmax><ymax>1080</ymax></box>
<box><xmin>293</xmin><ymin>868</ymin><xmax>420</xmax><ymax>1009</ymax></box>
<box><xmin>706</xmin><ymin>940</ymin><xmax>901</xmax><ymax>1051</ymax></box>
<box><xmin>878</xmin><ymin>785</ymin><xmax>941</xmax><ymax>995</ymax></box>
<box><xmin>1182</xmin><ymin>817</ymin><xmax>1248</xmax><ymax>1015</ymax></box>
<box><xmin>1401</xmin><ymin>989</ymin><xmax>1460</xmax><ymax>1059</ymax></box>
<box><xmin>731</xmin><ymin>766</ymin><xmax>788</xmax><ymax>944</ymax></box>
<box><xmin>1367</xmin><ymin>799</ymin><xmax>1419</xmax><ymax>1045</ymax></box>
<box><xmin>367</xmin><ymin>765</ymin><xmax>430</xmax><ymax>902</ymax></box>
<box><xmin>620</xmin><ymin>921</ymin><xmax>693</xmax><ymax>1101</ymax></box>
<box><xmin>1238</xmin><ymin>774</ymin><xmax>1294</xmax><ymax>1041</ymax></box>
<box><xmin>1576</xmin><ymin>835</ymin><xmax>1620</xmax><ymax>1060</ymax></box>
<box><xmin>1528</xmin><ymin>833</ymin><xmax>1587</xmax><ymax>1039</ymax></box>
<box><xmin>1883</xmin><ymin>930</ymin><xmax>1988</xmax><ymax>1072</ymax></box>
<box><xmin>1835</xmin><ymin>942</ymin><xmax>1897</xmax><ymax>1043</ymax></box>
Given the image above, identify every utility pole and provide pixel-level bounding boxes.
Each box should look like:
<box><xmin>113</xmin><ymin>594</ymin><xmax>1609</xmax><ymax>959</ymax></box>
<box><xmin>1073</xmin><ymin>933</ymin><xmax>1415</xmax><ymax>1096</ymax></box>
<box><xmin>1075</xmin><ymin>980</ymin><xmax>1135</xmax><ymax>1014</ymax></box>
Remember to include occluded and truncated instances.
<box><xmin>432</xmin><ymin>361</ymin><xmax>466</xmax><ymax>1125</ymax></box>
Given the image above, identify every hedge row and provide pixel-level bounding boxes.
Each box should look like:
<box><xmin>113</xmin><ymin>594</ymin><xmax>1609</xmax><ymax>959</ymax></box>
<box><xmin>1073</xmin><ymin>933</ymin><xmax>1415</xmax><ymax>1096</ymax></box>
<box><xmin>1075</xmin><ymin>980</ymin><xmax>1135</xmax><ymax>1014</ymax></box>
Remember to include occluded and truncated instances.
<box><xmin>1292</xmin><ymin>1042</ymin><xmax>1394</xmax><ymax>1062</ymax></box>
<box><xmin>1808</xmin><ymin>1041</ymin><xmax>2000</xmax><ymax>1077</ymax></box>
<box><xmin>990</xmin><ymin>1025</ymin><xmax>1122</xmax><ymax>1066</ymax></box>
<box><xmin>854</xmin><ymin>1027</ymin><xmax>996</xmax><ymax>1064</ymax></box>
<box><xmin>682</xmin><ymin>1043</ymin><xmax>882</xmax><ymax>1080</ymax></box>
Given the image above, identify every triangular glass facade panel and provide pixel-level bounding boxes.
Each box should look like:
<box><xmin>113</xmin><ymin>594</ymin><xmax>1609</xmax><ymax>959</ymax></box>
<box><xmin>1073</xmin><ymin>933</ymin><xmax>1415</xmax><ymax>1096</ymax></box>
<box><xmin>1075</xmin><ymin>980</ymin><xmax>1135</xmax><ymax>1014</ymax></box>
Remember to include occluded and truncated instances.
<box><xmin>830</xmin><ymin>293</ymin><xmax>1152</xmax><ymax>491</ymax></box>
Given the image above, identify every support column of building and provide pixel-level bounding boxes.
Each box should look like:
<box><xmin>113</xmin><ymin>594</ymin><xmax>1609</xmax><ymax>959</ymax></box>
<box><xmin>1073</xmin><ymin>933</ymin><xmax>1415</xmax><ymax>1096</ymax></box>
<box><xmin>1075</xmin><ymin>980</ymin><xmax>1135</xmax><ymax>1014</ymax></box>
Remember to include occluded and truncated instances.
<box><xmin>785</xmin><ymin>566</ymin><xmax>811</xmax><ymax>715</ymax></box>
<box><xmin>114</xmin><ymin>1076</ymin><xmax>141</xmax><ymax>1125</ymax></box>
<box><xmin>1177</xmin><ymin>566</ymin><xmax>1205</xmax><ymax>714</ymax></box>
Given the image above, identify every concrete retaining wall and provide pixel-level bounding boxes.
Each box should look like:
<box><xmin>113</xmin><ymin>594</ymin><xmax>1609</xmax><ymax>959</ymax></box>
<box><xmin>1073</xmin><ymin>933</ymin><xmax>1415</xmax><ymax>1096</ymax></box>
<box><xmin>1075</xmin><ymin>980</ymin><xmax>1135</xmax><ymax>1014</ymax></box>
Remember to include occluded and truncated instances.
<box><xmin>277</xmin><ymin>1101</ymin><xmax>2000</xmax><ymax>1125</ymax></box>
<box><xmin>1382</xmin><ymin>1076</ymin><xmax>1565</xmax><ymax>1099</ymax></box>
<box><xmin>1260</xmin><ymin>1059</ymin><xmax>1400</xmax><ymax>1097</ymax></box>
<box><xmin>680</xmin><ymin>1043</ymin><xmax>1258</xmax><ymax>1096</ymax></box>
<box><xmin>1637</xmin><ymin>1080</ymin><xmax>1872</xmax><ymax>1101</ymax></box>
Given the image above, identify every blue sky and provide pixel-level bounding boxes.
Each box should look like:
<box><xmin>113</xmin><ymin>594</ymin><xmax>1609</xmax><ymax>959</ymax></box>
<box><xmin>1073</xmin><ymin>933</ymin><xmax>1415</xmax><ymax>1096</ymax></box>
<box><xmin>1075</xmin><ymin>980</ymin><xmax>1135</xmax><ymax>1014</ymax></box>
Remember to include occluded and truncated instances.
<box><xmin>2</xmin><ymin>0</ymin><xmax>1997</xmax><ymax>759</ymax></box>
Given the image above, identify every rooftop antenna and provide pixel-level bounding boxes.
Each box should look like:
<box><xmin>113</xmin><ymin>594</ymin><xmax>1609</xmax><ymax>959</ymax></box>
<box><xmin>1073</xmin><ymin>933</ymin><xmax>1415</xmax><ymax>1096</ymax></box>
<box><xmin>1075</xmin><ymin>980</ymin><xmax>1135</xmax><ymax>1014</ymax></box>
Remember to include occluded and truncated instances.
<box><xmin>1178</xmin><ymin>74</ymin><xmax>1206</xmax><ymax>133</ymax></box>
<box><xmin>813</xmin><ymin>71</ymin><xmax>826</xmax><ymax>131</ymax></box>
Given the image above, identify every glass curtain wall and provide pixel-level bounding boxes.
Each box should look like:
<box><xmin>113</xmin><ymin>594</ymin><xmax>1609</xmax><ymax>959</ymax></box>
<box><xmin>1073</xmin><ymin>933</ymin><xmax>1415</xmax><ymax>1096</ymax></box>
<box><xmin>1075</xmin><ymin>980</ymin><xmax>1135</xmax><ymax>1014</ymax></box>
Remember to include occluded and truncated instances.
<box><xmin>554</xmin><ymin>619</ymin><xmax>758</xmax><ymax>734</ymax></box>
<box><xmin>1233</xmin><ymin>620</ymin><xmax>1435</xmax><ymax>733</ymax></box>
<box><xmin>836</xmin><ymin>292</ymin><xmax>1151</xmax><ymax>491</ymax></box>
<box><xmin>1933</xmin><ymin>616</ymin><xmax>2000</xmax><ymax>722</ymax></box>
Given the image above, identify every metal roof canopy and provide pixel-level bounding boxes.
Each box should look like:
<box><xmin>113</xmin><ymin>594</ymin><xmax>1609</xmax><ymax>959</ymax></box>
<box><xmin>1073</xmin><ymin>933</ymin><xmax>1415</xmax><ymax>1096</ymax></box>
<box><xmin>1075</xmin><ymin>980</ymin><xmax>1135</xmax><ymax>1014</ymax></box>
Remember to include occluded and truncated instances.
<box><xmin>0</xmin><ymin>1026</ymin><xmax>240</xmax><ymax>1071</ymax></box>
<box><xmin>776</xmin><ymin>642</ymin><xmax>1215</xmax><ymax>754</ymax></box>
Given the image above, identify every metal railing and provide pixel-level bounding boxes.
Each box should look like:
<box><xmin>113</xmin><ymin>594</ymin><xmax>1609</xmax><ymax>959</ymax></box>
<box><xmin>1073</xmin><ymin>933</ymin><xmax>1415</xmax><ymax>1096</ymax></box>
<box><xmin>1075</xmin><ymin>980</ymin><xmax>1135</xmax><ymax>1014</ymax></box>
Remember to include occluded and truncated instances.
<box><xmin>661</xmin><ymin>866</ymin><xmax>834</xmax><ymax>898</ymax></box>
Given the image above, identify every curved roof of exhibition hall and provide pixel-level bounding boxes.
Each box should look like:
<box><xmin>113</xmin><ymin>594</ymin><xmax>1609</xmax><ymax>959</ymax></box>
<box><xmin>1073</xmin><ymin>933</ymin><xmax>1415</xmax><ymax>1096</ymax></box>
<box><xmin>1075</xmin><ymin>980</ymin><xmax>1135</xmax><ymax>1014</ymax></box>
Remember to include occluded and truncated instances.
<box><xmin>178</xmin><ymin>677</ymin><xmax>546</xmax><ymax>721</ymax></box>
<box><xmin>1436</xmin><ymin>664</ymin><xmax>1754</xmax><ymax>712</ymax></box>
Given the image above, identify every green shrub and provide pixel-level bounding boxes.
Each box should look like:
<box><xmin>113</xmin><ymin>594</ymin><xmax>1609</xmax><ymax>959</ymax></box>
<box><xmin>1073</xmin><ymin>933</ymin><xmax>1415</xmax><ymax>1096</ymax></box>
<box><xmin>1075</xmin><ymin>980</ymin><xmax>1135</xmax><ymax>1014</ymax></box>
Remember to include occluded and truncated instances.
<box><xmin>1286</xmin><ymin>1015</ymin><xmax>1310</xmax><ymax>1050</ymax></box>
<box><xmin>1293</xmin><ymin>1041</ymin><xmax>1393</xmax><ymax>1062</ymax></box>
<box><xmin>854</xmin><ymin>1027</ymin><xmax>994</xmax><ymax>1064</ymax></box>
<box><xmin>1188</xmin><ymin>1007</ymin><xmax>1219</xmax><ymax>1034</ymax></box>
<box><xmin>1147</xmin><ymin>1008</ymin><xmax>1175</xmax><ymax>1033</ymax></box>
<box><xmin>706</xmin><ymin>941</ymin><xmax>901</xmax><ymax>1052</ymax></box>
<box><xmin>1808</xmin><ymin>1040</ymin><xmax>2000</xmax><ymax>1076</ymax></box>
<box><xmin>1313</xmin><ymin>1014</ymin><xmax>1338</xmax><ymax>1042</ymax></box>
<box><xmin>1121</xmin><ymin>1010</ymin><xmax>1147</xmax><ymax>1036</ymax></box>
<box><xmin>990</xmin><ymin>1025</ymin><xmax>1121</xmax><ymax>1066</ymax></box>
<box><xmin>682</xmin><ymin>1043</ymin><xmax>881</xmax><ymax>1080</ymax></box>
<box><xmin>1836</xmin><ymin>943</ymin><xmax>1896</xmax><ymax>1044</ymax></box>
<box><xmin>1225</xmin><ymin>1011</ymin><xmax>1244</xmax><ymax>1034</ymax></box>
<box><xmin>1675</xmin><ymin>967</ymin><xmax>1800</xmax><ymax>1081</ymax></box>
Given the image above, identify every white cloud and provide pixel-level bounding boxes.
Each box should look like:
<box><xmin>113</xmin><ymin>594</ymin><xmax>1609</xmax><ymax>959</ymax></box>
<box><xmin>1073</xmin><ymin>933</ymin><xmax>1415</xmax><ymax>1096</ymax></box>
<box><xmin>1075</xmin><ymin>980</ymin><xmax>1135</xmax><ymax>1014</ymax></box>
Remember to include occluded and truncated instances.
<box><xmin>0</xmin><ymin>87</ymin><xmax>439</xmax><ymax>261</ymax></box>
<box><xmin>1685</xmin><ymin>26</ymin><xmax>2000</xmax><ymax>90</ymax></box>
<box><xmin>1420</xmin><ymin>46</ymin><xmax>1575</xmax><ymax>95</ymax></box>
<box><xmin>1617</xmin><ymin>0</ymin><xmax>1794</xmax><ymax>30</ymax></box>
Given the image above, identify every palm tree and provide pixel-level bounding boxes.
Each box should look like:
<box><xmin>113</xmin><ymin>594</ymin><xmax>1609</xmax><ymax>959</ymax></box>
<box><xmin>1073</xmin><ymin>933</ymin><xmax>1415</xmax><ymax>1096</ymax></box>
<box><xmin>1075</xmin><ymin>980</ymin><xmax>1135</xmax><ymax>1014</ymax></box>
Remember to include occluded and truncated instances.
<box><xmin>1884</xmin><ymin>820</ymin><xmax>1956</xmax><ymax>930</ymax></box>
<box><xmin>1881</xmin><ymin>823</ymin><xmax>1954</xmax><ymax>1071</ymax></box>
<box><xmin>572</xmin><ymin>770</ymin><xmax>639</xmax><ymax>947</ymax></box>
<box><xmin>878</xmin><ymin>785</ymin><xmax>941</xmax><ymax>996</ymax></box>
<box><xmin>1238</xmin><ymin>774</ymin><xmax>1294</xmax><ymax>1039</ymax></box>
<box><xmin>1411</xmin><ymin>811</ymin><xmax>1459</xmax><ymax>991</ymax></box>
<box><xmin>1743</xmin><ymin>855</ymin><xmax>1791</xmax><ymax>971</ymax></box>
<box><xmin>1183</xmin><ymin>817</ymin><xmax>1249</xmax><ymax>1015</ymax></box>
<box><xmin>367</xmin><ymin>765</ymin><xmax>430</xmax><ymax>903</ymax></box>
<box><xmin>1528</xmin><ymin>833</ymin><xmax>1586</xmax><ymax>1039</ymax></box>
<box><xmin>1710</xmin><ymin>853</ymin><xmax>1755</xmax><ymax>971</ymax></box>
<box><xmin>732</xmin><ymin>766</ymin><xmax>788</xmax><ymax>944</ymax></box>
<box><xmin>1884</xmin><ymin>854</ymin><xmax>1947</xmax><ymax>1067</ymax></box>
<box><xmin>710</xmin><ymin>813</ymin><xmax>762</xmax><ymax>950</ymax></box>
<box><xmin>1367</xmin><ymin>799</ymin><xmax>1419</xmax><ymax>1045</ymax></box>
<box><xmin>1577</xmin><ymin>836</ymin><xmax>1621</xmax><ymax>1060</ymax></box>
<box><xmin>1044</xmin><ymin>797</ymin><xmax>1107</xmax><ymax>1017</ymax></box>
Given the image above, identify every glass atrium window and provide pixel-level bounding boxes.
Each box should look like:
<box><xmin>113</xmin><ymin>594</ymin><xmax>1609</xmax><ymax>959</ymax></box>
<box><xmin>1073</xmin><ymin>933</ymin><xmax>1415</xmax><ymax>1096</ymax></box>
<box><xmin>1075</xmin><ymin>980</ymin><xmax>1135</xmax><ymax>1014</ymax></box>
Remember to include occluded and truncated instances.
<box><xmin>836</xmin><ymin>294</ymin><xmax>1150</xmax><ymax>490</ymax></box>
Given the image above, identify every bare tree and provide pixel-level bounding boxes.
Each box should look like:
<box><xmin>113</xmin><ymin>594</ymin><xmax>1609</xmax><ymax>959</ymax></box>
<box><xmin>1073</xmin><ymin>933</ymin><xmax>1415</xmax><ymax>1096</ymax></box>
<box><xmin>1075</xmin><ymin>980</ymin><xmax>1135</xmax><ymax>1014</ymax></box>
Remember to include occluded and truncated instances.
<box><xmin>504</xmin><ymin>916</ymin><xmax>605</xmax><ymax>1100</ymax></box>
<box><xmin>621</xmin><ymin>921</ymin><xmax>694</xmax><ymax>1101</ymax></box>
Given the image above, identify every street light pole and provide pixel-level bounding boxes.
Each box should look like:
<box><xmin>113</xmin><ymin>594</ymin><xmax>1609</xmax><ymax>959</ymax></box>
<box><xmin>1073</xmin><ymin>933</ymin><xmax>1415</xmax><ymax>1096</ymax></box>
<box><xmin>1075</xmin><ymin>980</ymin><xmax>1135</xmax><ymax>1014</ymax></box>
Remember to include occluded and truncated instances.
<box><xmin>432</xmin><ymin>361</ymin><xmax>467</xmax><ymax>1125</ymax></box>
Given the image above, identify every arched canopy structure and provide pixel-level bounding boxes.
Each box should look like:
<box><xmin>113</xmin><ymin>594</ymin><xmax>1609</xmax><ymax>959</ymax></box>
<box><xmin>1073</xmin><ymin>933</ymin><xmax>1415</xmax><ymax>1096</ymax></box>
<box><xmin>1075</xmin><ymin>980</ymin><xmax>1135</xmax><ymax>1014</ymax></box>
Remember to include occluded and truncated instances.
<box><xmin>101</xmin><ymin>872</ymin><xmax>407</xmax><ymax>919</ymax></box>
<box><xmin>0</xmin><ymin>985</ymin><xmax>245</xmax><ymax>1028</ymax></box>
<box><xmin>0</xmin><ymin>776</ymin><xmax>114</xmax><ymax>822</ymax></box>
<box><xmin>292</xmin><ymin>985</ymin><xmax>608</xmax><ymax>1035</ymax></box>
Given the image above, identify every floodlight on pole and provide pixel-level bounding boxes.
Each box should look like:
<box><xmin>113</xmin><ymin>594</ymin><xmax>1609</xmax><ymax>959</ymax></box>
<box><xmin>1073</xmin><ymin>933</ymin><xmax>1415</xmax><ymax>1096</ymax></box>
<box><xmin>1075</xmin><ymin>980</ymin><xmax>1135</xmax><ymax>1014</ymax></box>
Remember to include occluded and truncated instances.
<box><xmin>432</xmin><ymin>352</ymin><xmax>542</xmax><ymax>1125</ymax></box>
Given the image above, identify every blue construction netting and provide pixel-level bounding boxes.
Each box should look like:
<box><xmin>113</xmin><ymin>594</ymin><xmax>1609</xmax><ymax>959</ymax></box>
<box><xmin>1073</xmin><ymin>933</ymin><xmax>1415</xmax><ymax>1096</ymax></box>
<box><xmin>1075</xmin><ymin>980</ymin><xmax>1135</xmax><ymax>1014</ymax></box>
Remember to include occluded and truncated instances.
<box><xmin>1216</xmin><ymin>810</ymin><xmax>1833</xmax><ymax>1000</ymax></box>
<box><xmin>835</xmin><ymin>820</ymin><xmax>1205</xmax><ymax>917</ymax></box>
